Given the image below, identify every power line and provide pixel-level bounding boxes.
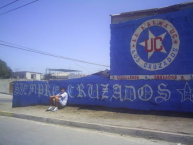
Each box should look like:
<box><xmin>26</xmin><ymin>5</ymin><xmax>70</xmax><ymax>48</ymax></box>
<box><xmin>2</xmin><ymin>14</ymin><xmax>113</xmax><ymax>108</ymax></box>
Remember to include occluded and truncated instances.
<box><xmin>0</xmin><ymin>0</ymin><xmax>19</xmax><ymax>10</ymax></box>
<box><xmin>0</xmin><ymin>0</ymin><xmax>39</xmax><ymax>16</ymax></box>
<box><xmin>0</xmin><ymin>42</ymin><xmax>94</xmax><ymax>73</ymax></box>
<box><xmin>0</xmin><ymin>41</ymin><xmax>110</xmax><ymax>67</ymax></box>
<box><xmin>1</xmin><ymin>39</ymin><xmax>97</xmax><ymax>73</ymax></box>
<box><xmin>0</xmin><ymin>40</ymin><xmax>95</xmax><ymax>73</ymax></box>
<box><xmin>0</xmin><ymin>40</ymin><xmax>109</xmax><ymax>73</ymax></box>
<box><xmin>73</xmin><ymin>61</ymin><xmax>93</xmax><ymax>74</ymax></box>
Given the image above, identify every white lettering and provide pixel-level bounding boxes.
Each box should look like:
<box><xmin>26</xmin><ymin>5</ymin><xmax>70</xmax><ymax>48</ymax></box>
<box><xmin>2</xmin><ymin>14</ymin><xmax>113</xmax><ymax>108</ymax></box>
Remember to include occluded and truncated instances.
<box><xmin>124</xmin><ymin>85</ymin><xmax>136</xmax><ymax>101</ymax></box>
<box><xmin>87</xmin><ymin>84</ymin><xmax>99</xmax><ymax>99</ymax></box>
<box><xmin>77</xmin><ymin>84</ymin><xmax>86</xmax><ymax>97</ymax></box>
<box><xmin>155</xmin><ymin>83</ymin><xmax>171</xmax><ymax>103</ymax></box>
<box><xmin>111</xmin><ymin>84</ymin><xmax>123</xmax><ymax>101</ymax></box>
<box><xmin>138</xmin><ymin>84</ymin><xmax>153</xmax><ymax>101</ymax></box>
<box><xmin>101</xmin><ymin>84</ymin><xmax>109</xmax><ymax>100</ymax></box>
<box><xmin>68</xmin><ymin>84</ymin><xmax>75</xmax><ymax>98</ymax></box>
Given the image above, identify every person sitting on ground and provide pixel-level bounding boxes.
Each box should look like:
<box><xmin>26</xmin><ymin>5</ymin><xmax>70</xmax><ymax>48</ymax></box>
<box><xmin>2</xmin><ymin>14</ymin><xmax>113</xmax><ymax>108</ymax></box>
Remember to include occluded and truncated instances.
<box><xmin>46</xmin><ymin>87</ymin><xmax>68</xmax><ymax>112</ymax></box>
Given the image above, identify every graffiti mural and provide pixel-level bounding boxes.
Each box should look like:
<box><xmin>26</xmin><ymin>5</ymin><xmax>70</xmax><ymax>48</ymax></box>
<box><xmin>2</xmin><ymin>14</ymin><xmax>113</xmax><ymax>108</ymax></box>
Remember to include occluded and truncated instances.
<box><xmin>12</xmin><ymin>76</ymin><xmax>193</xmax><ymax>112</ymax></box>
<box><xmin>12</xmin><ymin>6</ymin><xmax>193</xmax><ymax>113</ymax></box>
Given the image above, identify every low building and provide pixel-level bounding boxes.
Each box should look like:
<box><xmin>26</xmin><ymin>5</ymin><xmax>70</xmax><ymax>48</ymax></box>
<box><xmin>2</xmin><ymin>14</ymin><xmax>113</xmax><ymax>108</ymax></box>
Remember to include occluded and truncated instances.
<box><xmin>12</xmin><ymin>71</ymin><xmax>41</xmax><ymax>80</ymax></box>
<box><xmin>45</xmin><ymin>68</ymin><xmax>82</xmax><ymax>80</ymax></box>
<box><xmin>50</xmin><ymin>73</ymin><xmax>77</xmax><ymax>79</ymax></box>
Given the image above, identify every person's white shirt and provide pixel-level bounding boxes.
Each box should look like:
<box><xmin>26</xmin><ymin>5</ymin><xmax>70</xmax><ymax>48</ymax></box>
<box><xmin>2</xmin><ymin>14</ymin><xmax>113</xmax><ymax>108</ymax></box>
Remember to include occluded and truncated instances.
<box><xmin>57</xmin><ymin>92</ymin><xmax>68</xmax><ymax>105</ymax></box>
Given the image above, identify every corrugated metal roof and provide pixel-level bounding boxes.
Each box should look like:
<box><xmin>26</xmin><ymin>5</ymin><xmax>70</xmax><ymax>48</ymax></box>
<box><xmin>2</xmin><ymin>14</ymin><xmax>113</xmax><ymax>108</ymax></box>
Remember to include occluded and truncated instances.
<box><xmin>51</xmin><ymin>73</ymin><xmax>72</xmax><ymax>76</ymax></box>
<box><xmin>47</xmin><ymin>68</ymin><xmax>80</xmax><ymax>72</ymax></box>
<box><xmin>13</xmin><ymin>71</ymin><xmax>42</xmax><ymax>74</ymax></box>
<box><xmin>111</xmin><ymin>1</ymin><xmax>193</xmax><ymax>24</ymax></box>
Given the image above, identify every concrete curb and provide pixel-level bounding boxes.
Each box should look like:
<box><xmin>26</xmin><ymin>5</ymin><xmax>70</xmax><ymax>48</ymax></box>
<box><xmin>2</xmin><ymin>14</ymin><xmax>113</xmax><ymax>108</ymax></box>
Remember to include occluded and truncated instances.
<box><xmin>0</xmin><ymin>110</ymin><xmax>192</xmax><ymax>144</ymax></box>
<box><xmin>0</xmin><ymin>92</ymin><xmax>12</xmax><ymax>95</ymax></box>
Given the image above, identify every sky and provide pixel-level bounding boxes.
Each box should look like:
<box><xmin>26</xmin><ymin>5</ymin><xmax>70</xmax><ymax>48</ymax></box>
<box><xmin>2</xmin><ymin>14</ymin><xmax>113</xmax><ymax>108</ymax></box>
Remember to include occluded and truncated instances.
<box><xmin>0</xmin><ymin>0</ymin><xmax>191</xmax><ymax>74</ymax></box>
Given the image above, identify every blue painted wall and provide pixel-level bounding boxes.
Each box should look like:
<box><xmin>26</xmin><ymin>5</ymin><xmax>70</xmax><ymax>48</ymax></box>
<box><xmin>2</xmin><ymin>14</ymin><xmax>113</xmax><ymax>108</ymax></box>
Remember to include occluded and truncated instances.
<box><xmin>12</xmin><ymin>6</ymin><xmax>193</xmax><ymax>113</ymax></box>
<box><xmin>110</xmin><ymin>7</ymin><xmax>193</xmax><ymax>75</ymax></box>
<box><xmin>13</xmin><ymin>75</ymin><xmax>193</xmax><ymax>113</ymax></box>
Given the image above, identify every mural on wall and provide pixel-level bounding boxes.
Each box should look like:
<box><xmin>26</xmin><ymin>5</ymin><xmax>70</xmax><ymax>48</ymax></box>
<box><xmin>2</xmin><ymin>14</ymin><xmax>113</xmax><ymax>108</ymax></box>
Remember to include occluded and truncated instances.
<box><xmin>13</xmin><ymin>5</ymin><xmax>193</xmax><ymax>113</ymax></box>
<box><xmin>130</xmin><ymin>19</ymin><xmax>180</xmax><ymax>71</ymax></box>
<box><xmin>110</xmin><ymin>7</ymin><xmax>193</xmax><ymax>75</ymax></box>
<box><xmin>12</xmin><ymin>76</ymin><xmax>193</xmax><ymax>112</ymax></box>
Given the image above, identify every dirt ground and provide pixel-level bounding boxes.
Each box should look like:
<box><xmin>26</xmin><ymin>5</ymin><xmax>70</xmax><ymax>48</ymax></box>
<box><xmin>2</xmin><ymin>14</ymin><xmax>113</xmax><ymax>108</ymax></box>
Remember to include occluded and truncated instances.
<box><xmin>0</xmin><ymin>93</ymin><xmax>193</xmax><ymax>135</ymax></box>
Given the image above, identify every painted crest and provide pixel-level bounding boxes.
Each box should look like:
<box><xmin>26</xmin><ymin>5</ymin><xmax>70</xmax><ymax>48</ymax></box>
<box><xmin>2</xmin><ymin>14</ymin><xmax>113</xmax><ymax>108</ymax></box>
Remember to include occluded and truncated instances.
<box><xmin>130</xmin><ymin>19</ymin><xmax>180</xmax><ymax>71</ymax></box>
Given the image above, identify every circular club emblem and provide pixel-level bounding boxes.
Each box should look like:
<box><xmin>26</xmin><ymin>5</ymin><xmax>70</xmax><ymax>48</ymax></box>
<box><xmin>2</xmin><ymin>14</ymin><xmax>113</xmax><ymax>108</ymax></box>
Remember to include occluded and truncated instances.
<box><xmin>130</xmin><ymin>19</ymin><xmax>180</xmax><ymax>71</ymax></box>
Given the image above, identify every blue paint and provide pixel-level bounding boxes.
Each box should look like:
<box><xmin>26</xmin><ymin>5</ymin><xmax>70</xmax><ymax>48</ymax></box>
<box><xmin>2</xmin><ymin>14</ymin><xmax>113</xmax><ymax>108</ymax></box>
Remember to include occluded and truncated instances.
<box><xmin>110</xmin><ymin>7</ymin><xmax>193</xmax><ymax>75</ymax></box>
<box><xmin>12</xmin><ymin>6</ymin><xmax>193</xmax><ymax>113</ymax></box>
<box><xmin>12</xmin><ymin>76</ymin><xmax>193</xmax><ymax>113</ymax></box>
